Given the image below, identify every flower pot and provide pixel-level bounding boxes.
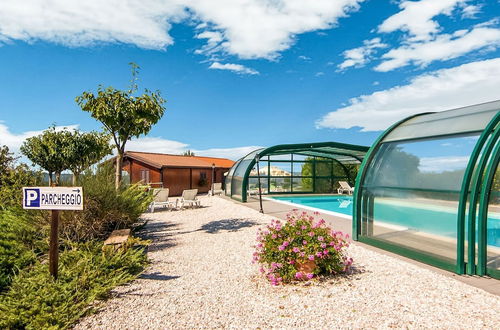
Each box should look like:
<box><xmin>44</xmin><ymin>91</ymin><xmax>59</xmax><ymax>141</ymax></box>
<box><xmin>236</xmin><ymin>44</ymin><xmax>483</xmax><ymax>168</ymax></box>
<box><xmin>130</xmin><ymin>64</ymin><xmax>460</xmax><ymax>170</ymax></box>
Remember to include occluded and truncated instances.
<box><xmin>297</xmin><ymin>260</ymin><xmax>316</xmax><ymax>273</ymax></box>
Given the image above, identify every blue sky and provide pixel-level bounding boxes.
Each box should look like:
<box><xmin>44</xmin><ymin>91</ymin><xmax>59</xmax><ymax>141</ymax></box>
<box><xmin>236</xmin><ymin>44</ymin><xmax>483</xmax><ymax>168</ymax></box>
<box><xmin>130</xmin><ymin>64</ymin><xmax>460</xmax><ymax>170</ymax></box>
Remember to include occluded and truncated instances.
<box><xmin>0</xmin><ymin>0</ymin><xmax>500</xmax><ymax>160</ymax></box>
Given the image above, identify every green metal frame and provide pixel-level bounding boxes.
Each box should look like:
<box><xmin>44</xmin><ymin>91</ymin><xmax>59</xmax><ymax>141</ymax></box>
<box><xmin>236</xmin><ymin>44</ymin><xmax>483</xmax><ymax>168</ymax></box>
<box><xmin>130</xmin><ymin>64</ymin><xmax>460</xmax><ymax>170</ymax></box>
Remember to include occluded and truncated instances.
<box><xmin>477</xmin><ymin>130</ymin><xmax>500</xmax><ymax>277</ymax></box>
<box><xmin>457</xmin><ymin>111</ymin><xmax>500</xmax><ymax>274</ymax></box>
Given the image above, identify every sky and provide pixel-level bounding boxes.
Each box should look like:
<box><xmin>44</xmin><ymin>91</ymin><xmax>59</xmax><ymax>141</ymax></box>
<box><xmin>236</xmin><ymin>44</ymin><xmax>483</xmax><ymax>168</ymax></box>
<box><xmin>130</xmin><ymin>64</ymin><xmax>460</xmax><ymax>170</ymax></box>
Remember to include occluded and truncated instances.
<box><xmin>0</xmin><ymin>0</ymin><xmax>500</xmax><ymax>162</ymax></box>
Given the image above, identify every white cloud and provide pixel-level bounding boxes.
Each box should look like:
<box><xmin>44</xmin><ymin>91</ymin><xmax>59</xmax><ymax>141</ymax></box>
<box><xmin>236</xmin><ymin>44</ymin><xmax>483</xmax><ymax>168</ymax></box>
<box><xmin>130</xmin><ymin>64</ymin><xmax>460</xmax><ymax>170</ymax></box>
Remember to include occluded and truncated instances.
<box><xmin>378</xmin><ymin>0</ymin><xmax>467</xmax><ymax>42</ymax></box>
<box><xmin>208</xmin><ymin>62</ymin><xmax>259</xmax><ymax>75</ymax></box>
<box><xmin>127</xmin><ymin>137</ymin><xmax>261</xmax><ymax>160</ymax></box>
<box><xmin>460</xmin><ymin>4</ymin><xmax>481</xmax><ymax>19</ymax></box>
<box><xmin>0</xmin><ymin>122</ymin><xmax>79</xmax><ymax>155</ymax></box>
<box><xmin>315</xmin><ymin>71</ymin><xmax>325</xmax><ymax>77</ymax></box>
<box><xmin>0</xmin><ymin>122</ymin><xmax>260</xmax><ymax>161</ymax></box>
<box><xmin>0</xmin><ymin>0</ymin><xmax>364</xmax><ymax>59</ymax></box>
<box><xmin>0</xmin><ymin>0</ymin><xmax>186</xmax><ymax>49</ymax></box>
<box><xmin>419</xmin><ymin>156</ymin><xmax>469</xmax><ymax>173</ymax></box>
<box><xmin>298</xmin><ymin>55</ymin><xmax>311</xmax><ymax>61</ymax></box>
<box><xmin>316</xmin><ymin>57</ymin><xmax>500</xmax><ymax>131</ymax></box>
<box><xmin>338</xmin><ymin>37</ymin><xmax>387</xmax><ymax>70</ymax></box>
<box><xmin>375</xmin><ymin>25</ymin><xmax>500</xmax><ymax>71</ymax></box>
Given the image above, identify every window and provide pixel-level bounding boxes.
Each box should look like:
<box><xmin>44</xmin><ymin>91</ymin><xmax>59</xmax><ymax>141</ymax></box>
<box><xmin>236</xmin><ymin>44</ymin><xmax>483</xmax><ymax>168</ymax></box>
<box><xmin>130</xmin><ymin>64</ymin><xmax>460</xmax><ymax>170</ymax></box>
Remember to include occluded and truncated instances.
<box><xmin>140</xmin><ymin>170</ymin><xmax>150</xmax><ymax>183</ymax></box>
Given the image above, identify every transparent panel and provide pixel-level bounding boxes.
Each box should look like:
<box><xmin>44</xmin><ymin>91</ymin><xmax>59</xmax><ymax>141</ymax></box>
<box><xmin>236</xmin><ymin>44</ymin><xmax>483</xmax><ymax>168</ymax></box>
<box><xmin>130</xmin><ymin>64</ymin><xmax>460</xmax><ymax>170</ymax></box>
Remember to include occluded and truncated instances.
<box><xmin>293</xmin><ymin>161</ymin><xmax>314</xmax><ymax>176</ymax></box>
<box><xmin>225</xmin><ymin>159</ymin><xmax>240</xmax><ymax>196</ymax></box>
<box><xmin>269</xmin><ymin>162</ymin><xmax>292</xmax><ymax>176</ymax></box>
<box><xmin>487</xmin><ymin>163</ymin><xmax>500</xmax><ymax>272</ymax></box>
<box><xmin>361</xmin><ymin>134</ymin><xmax>480</xmax><ymax>264</ymax></box>
<box><xmin>315</xmin><ymin>161</ymin><xmax>332</xmax><ymax>177</ymax></box>
<box><xmin>270</xmin><ymin>177</ymin><xmax>291</xmax><ymax>192</ymax></box>
<box><xmin>269</xmin><ymin>154</ymin><xmax>292</xmax><ymax>161</ymax></box>
<box><xmin>292</xmin><ymin>177</ymin><xmax>312</xmax><ymax>192</ymax></box>
<box><xmin>292</xmin><ymin>154</ymin><xmax>309</xmax><ymax>161</ymax></box>
<box><xmin>249</xmin><ymin>161</ymin><xmax>268</xmax><ymax>176</ymax></box>
<box><xmin>315</xmin><ymin>178</ymin><xmax>333</xmax><ymax>193</ymax></box>
<box><xmin>383</xmin><ymin>101</ymin><xmax>499</xmax><ymax>142</ymax></box>
<box><xmin>248</xmin><ymin>177</ymin><xmax>269</xmax><ymax>195</ymax></box>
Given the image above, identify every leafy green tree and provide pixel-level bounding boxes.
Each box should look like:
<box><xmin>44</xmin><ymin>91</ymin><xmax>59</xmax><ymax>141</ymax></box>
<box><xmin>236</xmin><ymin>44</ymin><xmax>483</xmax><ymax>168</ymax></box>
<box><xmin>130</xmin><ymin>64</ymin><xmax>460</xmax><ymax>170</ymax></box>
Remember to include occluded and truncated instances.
<box><xmin>183</xmin><ymin>150</ymin><xmax>195</xmax><ymax>156</ymax></box>
<box><xmin>0</xmin><ymin>145</ymin><xmax>42</xmax><ymax>209</ymax></box>
<box><xmin>66</xmin><ymin>130</ymin><xmax>112</xmax><ymax>185</ymax></box>
<box><xmin>20</xmin><ymin>127</ymin><xmax>73</xmax><ymax>186</ymax></box>
<box><xmin>75</xmin><ymin>63</ymin><xmax>166</xmax><ymax>189</ymax></box>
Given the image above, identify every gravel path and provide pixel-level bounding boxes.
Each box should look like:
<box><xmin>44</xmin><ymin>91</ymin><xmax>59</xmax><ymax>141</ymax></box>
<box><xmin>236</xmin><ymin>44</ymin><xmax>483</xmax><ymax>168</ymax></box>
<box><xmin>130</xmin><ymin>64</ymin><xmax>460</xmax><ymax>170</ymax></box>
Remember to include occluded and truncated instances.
<box><xmin>76</xmin><ymin>196</ymin><xmax>500</xmax><ymax>329</ymax></box>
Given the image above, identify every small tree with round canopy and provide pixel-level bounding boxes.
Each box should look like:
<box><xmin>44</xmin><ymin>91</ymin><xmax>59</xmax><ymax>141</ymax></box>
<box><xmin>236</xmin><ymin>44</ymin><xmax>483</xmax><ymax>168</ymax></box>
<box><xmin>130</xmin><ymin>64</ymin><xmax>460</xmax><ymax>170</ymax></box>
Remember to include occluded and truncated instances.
<box><xmin>75</xmin><ymin>63</ymin><xmax>166</xmax><ymax>189</ymax></box>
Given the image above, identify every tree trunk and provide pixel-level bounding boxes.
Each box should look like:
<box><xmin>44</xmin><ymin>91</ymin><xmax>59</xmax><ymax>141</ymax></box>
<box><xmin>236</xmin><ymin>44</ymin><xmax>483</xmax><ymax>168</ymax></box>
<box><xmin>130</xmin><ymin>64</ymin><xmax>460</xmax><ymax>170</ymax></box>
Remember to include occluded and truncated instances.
<box><xmin>115</xmin><ymin>152</ymin><xmax>123</xmax><ymax>190</ymax></box>
<box><xmin>48</xmin><ymin>172</ymin><xmax>53</xmax><ymax>187</ymax></box>
<box><xmin>72</xmin><ymin>172</ymin><xmax>79</xmax><ymax>186</ymax></box>
<box><xmin>55</xmin><ymin>172</ymin><xmax>61</xmax><ymax>186</ymax></box>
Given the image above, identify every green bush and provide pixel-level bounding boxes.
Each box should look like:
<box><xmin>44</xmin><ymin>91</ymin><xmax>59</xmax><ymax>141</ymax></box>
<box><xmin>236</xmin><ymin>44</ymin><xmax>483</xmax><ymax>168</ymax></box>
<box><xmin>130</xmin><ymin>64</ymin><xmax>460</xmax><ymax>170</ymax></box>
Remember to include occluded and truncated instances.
<box><xmin>254</xmin><ymin>211</ymin><xmax>352</xmax><ymax>285</ymax></box>
<box><xmin>59</xmin><ymin>164</ymin><xmax>153</xmax><ymax>242</ymax></box>
<box><xmin>0</xmin><ymin>240</ymin><xmax>148</xmax><ymax>329</ymax></box>
<box><xmin>0</xmin><ymin>210</ymin><xmax>45</xmax><ymax>291</ymax></box>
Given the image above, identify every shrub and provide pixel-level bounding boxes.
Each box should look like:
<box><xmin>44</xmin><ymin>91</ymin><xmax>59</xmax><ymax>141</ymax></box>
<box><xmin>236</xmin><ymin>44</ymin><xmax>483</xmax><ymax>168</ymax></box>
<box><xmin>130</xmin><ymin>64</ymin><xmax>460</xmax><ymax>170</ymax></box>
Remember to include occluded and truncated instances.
<box><xmin>0</xmin><ymin>239</ymin><xmax>148</xmax><ymax>329</ymax></box>
<box><xmin>0</xmin><ymin>210</ymin><xmax>45</xmax><ymax>291</ymax></box>
<box><xmin>254</xmin><ymin>211</ymin><xmax>352</xmax><ymax>285</ymax></box>
<box><xmin>58</xmin><ymin>164</ymin><xmax>153</xmax><ymax>242</ymax></box>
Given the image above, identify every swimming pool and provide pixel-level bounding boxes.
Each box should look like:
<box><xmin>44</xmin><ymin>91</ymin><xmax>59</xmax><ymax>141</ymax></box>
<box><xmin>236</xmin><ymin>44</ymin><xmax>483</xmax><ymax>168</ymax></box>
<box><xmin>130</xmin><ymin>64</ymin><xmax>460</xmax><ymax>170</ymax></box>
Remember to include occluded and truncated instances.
<box><xmin>270</xmin><ymin>195</ymin><xmax>500</xmax><ymax>248</ymax></box>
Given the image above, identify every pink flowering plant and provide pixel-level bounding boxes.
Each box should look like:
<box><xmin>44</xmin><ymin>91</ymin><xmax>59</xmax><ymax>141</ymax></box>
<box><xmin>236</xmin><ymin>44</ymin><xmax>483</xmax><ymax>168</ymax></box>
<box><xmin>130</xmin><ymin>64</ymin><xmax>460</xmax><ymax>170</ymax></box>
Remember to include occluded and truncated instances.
<box><xmin>253</xmin><ymin>211</ymin><xmax>352</xmax><ymax>285</ymax></box>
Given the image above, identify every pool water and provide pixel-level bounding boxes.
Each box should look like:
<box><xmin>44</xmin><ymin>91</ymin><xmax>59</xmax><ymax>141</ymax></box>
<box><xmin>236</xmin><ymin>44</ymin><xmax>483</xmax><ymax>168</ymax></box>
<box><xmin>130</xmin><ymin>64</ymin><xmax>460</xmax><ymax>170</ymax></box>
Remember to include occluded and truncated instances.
<box><xmin>271</xmin><ymin>195</ymin><xmax>500</xmax><ymax>248</ymax></box>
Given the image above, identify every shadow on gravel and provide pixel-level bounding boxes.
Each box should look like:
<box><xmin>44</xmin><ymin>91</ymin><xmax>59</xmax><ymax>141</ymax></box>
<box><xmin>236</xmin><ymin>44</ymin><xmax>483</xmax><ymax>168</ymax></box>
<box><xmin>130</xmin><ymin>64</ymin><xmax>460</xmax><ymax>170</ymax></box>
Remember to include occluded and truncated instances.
<box><xmin>137</xmin><ymin>221</ymin><xmax>179</xmax><ymax>251</ymax></box>
<box><xmin>139</xmin><ymin>272</ymin><xmax>181</xmax><ymax>281</ymax></box>
<box><xmin>200</xmin><ymin>218</ymin><xmax>260</xmax><ymax>234</ymax></box>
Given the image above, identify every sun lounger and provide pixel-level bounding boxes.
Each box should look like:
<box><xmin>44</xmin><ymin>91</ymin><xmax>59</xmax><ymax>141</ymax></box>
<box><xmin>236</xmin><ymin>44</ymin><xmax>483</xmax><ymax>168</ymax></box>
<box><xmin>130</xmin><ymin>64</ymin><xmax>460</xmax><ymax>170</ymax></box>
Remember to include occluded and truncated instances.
<box><xmin>178</xmin><ymin>189</ymin><xmax>200</xmax><ymax>208</ymax></box>
<box><xmin>337</xmin><ymin>181</ymin><xmax>354</xmax><ymax>195</ymax></box>
<box><xmin>150</xmin><ymin>188</ymin><xmax>176</xmax><ymax>212</ymax></box>
<box><xmin>209</xmin><ymin>183</ymin><xmax>223</xmax><ymax>196</ymax></box>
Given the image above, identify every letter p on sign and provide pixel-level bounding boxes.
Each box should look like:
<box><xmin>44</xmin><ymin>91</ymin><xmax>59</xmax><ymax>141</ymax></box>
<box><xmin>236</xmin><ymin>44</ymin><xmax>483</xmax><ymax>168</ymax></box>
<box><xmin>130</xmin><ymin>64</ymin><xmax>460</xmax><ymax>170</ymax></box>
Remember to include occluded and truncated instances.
<box><xmin>24</xmin><ymin>188</ymin><xmax>40</xmax><ymax>208</ymax></box>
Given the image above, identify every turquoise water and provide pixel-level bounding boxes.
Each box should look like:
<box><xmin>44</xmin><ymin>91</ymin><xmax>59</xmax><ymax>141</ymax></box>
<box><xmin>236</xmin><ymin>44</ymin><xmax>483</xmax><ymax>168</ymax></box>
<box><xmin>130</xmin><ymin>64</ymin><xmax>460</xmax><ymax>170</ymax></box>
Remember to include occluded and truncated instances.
<box><xmin>271</xmin><ymin>195</ymin><xmax>500</xmax><ymax>248</ymax></box>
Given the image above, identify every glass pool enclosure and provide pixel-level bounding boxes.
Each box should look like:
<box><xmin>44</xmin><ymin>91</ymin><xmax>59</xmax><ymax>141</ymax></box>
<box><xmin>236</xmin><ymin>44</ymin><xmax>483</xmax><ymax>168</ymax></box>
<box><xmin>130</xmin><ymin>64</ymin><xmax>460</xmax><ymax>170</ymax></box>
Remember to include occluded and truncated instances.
<box><xmin>226</xmin><ymin>100</ymin><xmax>500</xmax><ymax>279</ymax></box>
<box><xmin>354</xmin><ymin>100</ymin><xmax>500</xmax><ymax>279</ymax></box>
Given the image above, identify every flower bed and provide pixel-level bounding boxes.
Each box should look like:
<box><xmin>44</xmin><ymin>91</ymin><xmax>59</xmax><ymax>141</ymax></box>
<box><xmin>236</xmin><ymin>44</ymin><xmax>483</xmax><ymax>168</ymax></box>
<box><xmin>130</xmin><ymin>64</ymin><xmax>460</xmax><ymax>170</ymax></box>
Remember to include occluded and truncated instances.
<box><xmin>253</xmin><ymin>211</ymin><xmax>352</xmax><ymax>285</ymax></box>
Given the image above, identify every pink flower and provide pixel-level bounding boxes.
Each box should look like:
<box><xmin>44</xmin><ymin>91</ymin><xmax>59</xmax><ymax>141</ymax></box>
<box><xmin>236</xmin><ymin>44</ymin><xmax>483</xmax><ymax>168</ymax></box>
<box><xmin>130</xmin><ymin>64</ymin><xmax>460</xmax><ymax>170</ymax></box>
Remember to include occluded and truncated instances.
<box><xmin>320</xmin><ymin>243</ymin><xmax>327</xmax><ymax>249</ymax></box>
<box><xmin>289</xmin><ymin>260</ymin><xmax>296</xmax><ymax>265</ymax></box>
<box><xmin>278</xmin><ymin>245</ymin><xmax>285</xmax><ymax>251</ymax></box>
<box><xmin>323</xmin><ymin>249</ymin><xmax>329</xmax><ymax>255</ymax></box>
<box><xmin>272</xmin><ymin>234</ymin><xmax>277</xmax><ymax>239</ymax></box>
<box><xmin>295</xmin><ymin>272</ymin><xmax>303</xmax><ymax>279</ymax></box>
<box><xmin>283</xmin><ymin>241</ymin><xmax>289</xmax><ymax>247</ymax></box>
<box><xmin>308</xmin><ymin>232</ymin><xmax>314</xmax><ymax>237</ymax></box>
<box><xmin>300</xmin><ymin>252</ymin><xmax>305</xmax><ymax>257</ymax></box>
<box><xmin>316</xmin><ymin>252</ymin><xmax>322</xmax><ymax>258</ymax></box>
<box><xmin>293</xmin><ymin>247</ymin><xmax>300</xmax><ymax>253</ymax></box>
<box><xmin>308</xmin><ymin>255</ymin><xmax>315</xmax><ymax>261</ymax></box>
<box><xmin>318</xmin><ymin>236</ymin><xmax>324</xmax><ymax>241</ymax></box>
<box><xmin>302</xmin><ymin>240</ymin><xmax>308</xmax><ymax>245</ymax></box>
<box><xmin>306</xmin><ymin>273</ymin><xmax>314</xmax><ymax>280</ymax></box>
<box><xmin>301</xmin><ymin>225</ymin><xmax>307</xmax><ymax>230</ymax></box>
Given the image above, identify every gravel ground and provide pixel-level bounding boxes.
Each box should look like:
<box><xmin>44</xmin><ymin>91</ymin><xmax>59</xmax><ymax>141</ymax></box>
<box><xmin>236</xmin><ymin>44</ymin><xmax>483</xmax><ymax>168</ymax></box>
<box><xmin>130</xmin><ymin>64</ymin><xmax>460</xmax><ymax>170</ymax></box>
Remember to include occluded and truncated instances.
<box><xmin>76</xmin><ymin>196</ymin><xmax>500</xmax><ymax>329</ymax></box>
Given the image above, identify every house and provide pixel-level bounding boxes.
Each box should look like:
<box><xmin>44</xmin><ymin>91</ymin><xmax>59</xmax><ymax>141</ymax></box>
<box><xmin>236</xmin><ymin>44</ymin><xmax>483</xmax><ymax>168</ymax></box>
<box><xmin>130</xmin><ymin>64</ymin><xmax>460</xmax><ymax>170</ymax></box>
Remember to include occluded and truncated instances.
<box><xmin>121</xmin><ymin>151</ymin><xmax>235</xmax><ymax>196</ymax></box>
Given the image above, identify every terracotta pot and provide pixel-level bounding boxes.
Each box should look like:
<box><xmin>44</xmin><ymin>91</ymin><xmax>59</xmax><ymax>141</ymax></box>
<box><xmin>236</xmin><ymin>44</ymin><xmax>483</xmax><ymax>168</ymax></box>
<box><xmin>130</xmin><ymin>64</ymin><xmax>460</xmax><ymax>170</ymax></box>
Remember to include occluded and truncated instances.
<box><xmin>297</xmin><ymin>260</ymin><xmax>317</xmax><ymax>273</ymax></box>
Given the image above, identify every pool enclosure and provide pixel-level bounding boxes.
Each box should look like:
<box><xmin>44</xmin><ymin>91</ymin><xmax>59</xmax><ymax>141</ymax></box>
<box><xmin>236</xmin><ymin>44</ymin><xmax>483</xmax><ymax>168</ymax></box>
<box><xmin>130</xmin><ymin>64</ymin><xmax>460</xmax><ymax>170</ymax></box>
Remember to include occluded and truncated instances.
<box><xmin>225</xmin><ymin>142</ymin><xmax>369</xmax><ymax>202</ymax></box>
<box><xmin>353</xmin><ymin>100</ymin><xmax>500</xmax><ymax>279</ymax></box>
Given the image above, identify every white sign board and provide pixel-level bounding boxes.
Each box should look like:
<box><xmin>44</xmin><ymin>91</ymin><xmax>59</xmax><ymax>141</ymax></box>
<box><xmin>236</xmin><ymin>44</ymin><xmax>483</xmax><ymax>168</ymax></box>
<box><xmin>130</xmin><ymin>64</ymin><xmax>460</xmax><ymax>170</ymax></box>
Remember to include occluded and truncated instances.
<box><xmin>23</xmin><ymin>187</ymin><xmax>84</xmax><ymax>210</ymax></box>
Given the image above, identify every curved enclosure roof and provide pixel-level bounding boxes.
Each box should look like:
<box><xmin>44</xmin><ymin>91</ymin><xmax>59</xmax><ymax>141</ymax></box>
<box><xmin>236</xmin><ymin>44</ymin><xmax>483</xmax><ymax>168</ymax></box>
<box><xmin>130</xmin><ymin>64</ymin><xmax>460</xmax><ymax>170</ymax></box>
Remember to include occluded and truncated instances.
<box><xmin>383</xmin><ymin>100</ymin><xmax>500</xmax><ymax>143</ymax></box>
<box><xmin>225</xmin><ymin>142</ymin><xmax>369</xmax><ymax>202</ymax></box>
<box><xmin>354</xmin><ymin>100</ymin><xmax>500</xmax><ymax>279</ymax></box>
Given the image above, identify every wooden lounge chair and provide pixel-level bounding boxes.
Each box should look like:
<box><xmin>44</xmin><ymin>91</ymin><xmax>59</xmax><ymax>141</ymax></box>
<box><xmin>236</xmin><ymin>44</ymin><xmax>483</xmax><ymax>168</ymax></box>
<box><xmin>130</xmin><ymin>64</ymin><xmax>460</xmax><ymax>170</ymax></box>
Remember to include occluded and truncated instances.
<box><xmin>209</xmin><ymin>183</ymin><xmax>223</xmax><ymax>196</ymax></box>
<box><xmin>150</xmin><ymin>188</ymin><xmax>175</xmax><ymax>212</ymax></box>
<box><xmin>178</xmin><ymin>189</ymin><xmax>200</xmax><ymax>208</ymax></box>
<box><xmin>337</xmin><ymin>181</ymin><xmax>354</xmax><ymax>195</ymax></box>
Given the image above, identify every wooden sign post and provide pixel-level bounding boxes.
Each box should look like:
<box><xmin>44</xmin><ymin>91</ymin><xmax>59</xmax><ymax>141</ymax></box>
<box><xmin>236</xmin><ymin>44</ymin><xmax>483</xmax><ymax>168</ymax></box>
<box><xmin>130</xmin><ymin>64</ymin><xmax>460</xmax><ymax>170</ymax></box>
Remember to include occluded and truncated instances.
<box><xmin>23</xmin><ymin>187</ymin><xmax>84</xmax><ymax>279</ymax></box>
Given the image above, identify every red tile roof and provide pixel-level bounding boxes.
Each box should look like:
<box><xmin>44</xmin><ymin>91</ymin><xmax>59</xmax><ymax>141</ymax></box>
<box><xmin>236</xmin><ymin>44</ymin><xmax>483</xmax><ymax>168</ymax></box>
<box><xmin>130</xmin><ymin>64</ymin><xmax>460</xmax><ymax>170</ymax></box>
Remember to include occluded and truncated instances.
<box><xmin>124</xmin><ymin>151</ymin><xmax>235</xmax><ymax>169</ymax></box>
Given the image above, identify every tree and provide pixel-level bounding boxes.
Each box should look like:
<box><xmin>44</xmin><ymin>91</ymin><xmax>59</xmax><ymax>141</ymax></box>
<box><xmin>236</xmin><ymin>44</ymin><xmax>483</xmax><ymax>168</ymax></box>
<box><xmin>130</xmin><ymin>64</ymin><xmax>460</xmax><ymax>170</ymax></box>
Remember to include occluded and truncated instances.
<box><xmin>75</xmin><ymin>63</ymin><xmax>166</xmax><ymax>189</ymax></box>
<box><xmin>20</xmin><ymin>127</ymin><xmax>73</xmax><ymax>186</ymax></box>
<box><xmin>0</xmin><ymin>145</ymin><xmax>16</xmax><ymax>179</ymax></box>
<box><xmin>66</xmin><ymin>130</ymin><xmax>112</xmax><ymax>185</ymax></box>
<box><xmin>183</xmin><ymin>150</ymin><xmax>195</xmax><ymax>156</ymax></box>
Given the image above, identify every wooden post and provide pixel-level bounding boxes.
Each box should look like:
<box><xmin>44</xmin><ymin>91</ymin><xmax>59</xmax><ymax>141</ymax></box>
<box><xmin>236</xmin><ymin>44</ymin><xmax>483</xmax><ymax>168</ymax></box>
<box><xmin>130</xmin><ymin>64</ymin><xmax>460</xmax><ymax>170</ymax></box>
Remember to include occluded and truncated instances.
<box><xmin>49</xmin><ymin>210</ymin><xmax>60</xmax><ymax>279</ymax></box>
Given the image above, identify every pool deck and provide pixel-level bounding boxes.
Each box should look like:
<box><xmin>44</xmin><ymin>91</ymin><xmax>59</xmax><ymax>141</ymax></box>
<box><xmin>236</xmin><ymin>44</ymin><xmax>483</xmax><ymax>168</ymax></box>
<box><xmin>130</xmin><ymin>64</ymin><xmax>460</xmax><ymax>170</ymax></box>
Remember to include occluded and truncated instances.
<box><xmin>221</xmin><ymin>195</ymin><xmax>500</xmax><ymax>296</ymax></box>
